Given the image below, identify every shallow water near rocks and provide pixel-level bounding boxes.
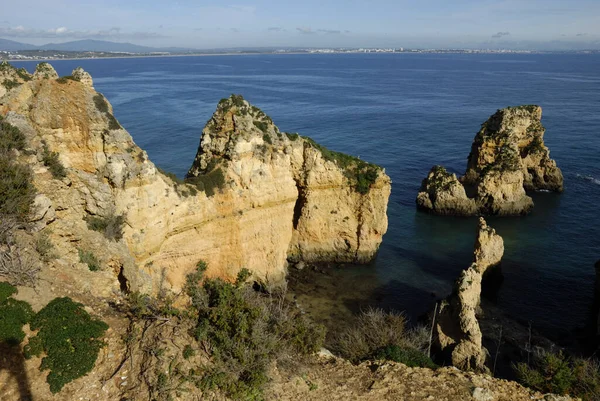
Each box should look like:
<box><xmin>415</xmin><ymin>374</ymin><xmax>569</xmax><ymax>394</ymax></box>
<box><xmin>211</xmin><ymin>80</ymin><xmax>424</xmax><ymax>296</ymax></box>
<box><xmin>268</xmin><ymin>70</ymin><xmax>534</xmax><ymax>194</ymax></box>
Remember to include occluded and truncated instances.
<box><xmin>15</xmin><ymin>53</ymin><xmax>600</xmax><ymax>343</ymax></box>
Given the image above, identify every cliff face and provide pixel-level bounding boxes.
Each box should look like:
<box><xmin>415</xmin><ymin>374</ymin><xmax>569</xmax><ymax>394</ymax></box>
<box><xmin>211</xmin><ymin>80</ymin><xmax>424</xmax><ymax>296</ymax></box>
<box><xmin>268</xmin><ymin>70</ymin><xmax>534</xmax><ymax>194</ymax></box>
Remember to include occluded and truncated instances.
<box><xmin>434</xmin><ymin>218</ymin><xmax>504</xmax><ymax>371</ymax></box>
<box><xmin>417</xmin><ymin>106</ymin><xmax>563</xmax><ymax>216</ymax></box>
<box><xmin>0</xmin><ymin>63</ymin><xmax>390</xmax><ymax>295</ymax></box>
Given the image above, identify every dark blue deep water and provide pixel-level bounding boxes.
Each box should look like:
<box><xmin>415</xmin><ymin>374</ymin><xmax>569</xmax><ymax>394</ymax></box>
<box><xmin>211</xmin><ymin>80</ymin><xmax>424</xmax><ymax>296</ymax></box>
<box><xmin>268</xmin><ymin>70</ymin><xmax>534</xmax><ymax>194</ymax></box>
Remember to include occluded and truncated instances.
<box><xmin>15</xmin><ymin>54</ymin><xmax>600</xmax><ymax>340</ymax></box>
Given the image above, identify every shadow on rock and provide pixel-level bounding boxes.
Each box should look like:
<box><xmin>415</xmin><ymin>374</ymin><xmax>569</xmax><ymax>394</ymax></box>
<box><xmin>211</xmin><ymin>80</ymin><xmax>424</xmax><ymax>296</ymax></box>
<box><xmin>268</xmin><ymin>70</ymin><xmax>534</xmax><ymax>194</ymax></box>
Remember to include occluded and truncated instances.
<box><xmin>0</xmin><ymin>342</ymin><xmax>33</xmax><ymax>401</ymax></box>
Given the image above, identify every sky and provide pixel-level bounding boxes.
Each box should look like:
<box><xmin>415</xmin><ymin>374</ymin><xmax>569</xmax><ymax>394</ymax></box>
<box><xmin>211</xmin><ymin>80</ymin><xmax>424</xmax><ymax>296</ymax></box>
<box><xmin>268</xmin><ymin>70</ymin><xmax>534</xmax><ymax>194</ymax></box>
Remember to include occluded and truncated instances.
<box><xmin>1</xmin><ymin>0</ymin><xmax>599</xmax><ymax>50</ymax></box>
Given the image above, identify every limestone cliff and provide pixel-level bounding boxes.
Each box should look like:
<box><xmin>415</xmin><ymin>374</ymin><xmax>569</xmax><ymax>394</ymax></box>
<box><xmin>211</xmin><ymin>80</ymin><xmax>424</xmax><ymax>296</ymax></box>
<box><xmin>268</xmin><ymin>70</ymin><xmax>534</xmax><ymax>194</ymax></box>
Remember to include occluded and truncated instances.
<box><xmin>434</xmin><ymin>218</ymin><xmax>504</xmax><ymax>371</ymax></box>
<box><xmin>0</xmin><ymin>62</ymin><xmax>390</xmax><ymax>296</ymax></box>
<box><xmin>417</xmin><ymin>106</ymin><xmax>563</xmax><ymax>216</ymax></box>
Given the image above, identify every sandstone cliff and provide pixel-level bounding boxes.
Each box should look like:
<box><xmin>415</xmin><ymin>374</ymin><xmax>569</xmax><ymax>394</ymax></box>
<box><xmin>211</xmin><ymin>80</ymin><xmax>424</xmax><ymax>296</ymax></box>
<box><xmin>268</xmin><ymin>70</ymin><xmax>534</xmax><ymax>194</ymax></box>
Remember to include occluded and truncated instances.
<box><xmin>0</xmin><ymin>62</ymin><xmax>390</xmax><ymax>296</ymax></box>
<box><xmin>434</xmin><ymin>217</ymin><xmax>504</xmax><ymax>371</ymax></box>
<box><xmin>417</xmin><ymin>106</ymin><xmax>563</xmax><ymax>216</ymax></box>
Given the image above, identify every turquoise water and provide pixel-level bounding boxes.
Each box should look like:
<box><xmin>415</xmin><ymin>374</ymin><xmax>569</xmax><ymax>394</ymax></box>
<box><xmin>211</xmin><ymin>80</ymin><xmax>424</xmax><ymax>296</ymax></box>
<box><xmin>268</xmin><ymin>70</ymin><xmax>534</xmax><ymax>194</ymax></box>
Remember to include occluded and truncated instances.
<box><xmin>14</xmin><ymin>53</ymin><xmax>600</xmax><ymax>341</ymax></box>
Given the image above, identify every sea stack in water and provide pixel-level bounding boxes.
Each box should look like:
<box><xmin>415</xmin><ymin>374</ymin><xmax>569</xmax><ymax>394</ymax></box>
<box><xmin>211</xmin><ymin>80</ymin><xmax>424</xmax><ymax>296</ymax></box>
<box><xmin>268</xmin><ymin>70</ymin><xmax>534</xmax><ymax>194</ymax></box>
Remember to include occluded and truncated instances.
<box><xmin>0</xmin><ymin>62</ymin><xmax>391</xmax><ymax>296</ymax></box>
<box><xmin>434</xmin><ymin>218</ymin><xmax>504</xmax><ymax>371</ymax></box>
<box><xmin>417</xmin><ymin>106</ymin><xmax>563</xmax><ymax>216</ymax></box>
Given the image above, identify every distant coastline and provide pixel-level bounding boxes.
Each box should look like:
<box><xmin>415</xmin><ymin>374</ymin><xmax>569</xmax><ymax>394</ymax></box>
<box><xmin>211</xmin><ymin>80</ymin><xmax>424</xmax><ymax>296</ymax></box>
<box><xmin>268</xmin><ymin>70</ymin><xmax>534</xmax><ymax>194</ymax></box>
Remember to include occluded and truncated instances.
<box><xmin>3</xmin><ymin>48</ymin><xmax>600</xmax><ymax>62</ymax></box>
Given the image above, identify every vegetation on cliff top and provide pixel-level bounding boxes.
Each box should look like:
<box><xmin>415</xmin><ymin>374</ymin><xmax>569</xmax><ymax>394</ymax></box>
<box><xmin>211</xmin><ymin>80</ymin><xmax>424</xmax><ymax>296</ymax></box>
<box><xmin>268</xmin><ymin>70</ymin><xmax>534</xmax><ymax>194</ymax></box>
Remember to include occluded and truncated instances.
<box><xmin>93</xmin><ymin>93</ymin><xmax>121</xmax><ymax>130</ymax></box>
<box><xmin>124</xmin><ymin>261</ymin><xmax>325</xmax><ymax>400</ymax></box>
<box><xmin>185</xmin><ymin>262</ymin><xmax>325</xmax><ymax>400</ymax></box>
<box><xmin>24</xmin><ymin>297</ymin><xmax>109</xmax><ymax>393</ymax></box>
<box><xmin>0</xmin><ymin>282</ymin><xmax>34</xmax><ymax>345</ymax></box>
<box><xmin>333</xmin><ymin>307</ymin><xmax>435</xmax><ymax>368</ymax></box>
<box><xmin>41</xmin><ymin>141</ymin><xmax>67</xmax><ymax>179</ymax></box>
<box><xmin>514</xmin><ymin>350</ymin><xmax>600</xmax><ymax>400</ymax></box>
<box><xmin>84</xmin><ymin>210</ymin><xmax>125</xmax><ymax>241</ymax></box>
<box><xmin>0</xmin><ymin>282</ymin><xmax>109</xmax><ymax>393</ymax></box>
<box><xmin>302</xmin><ymin>135</ymin><xmax>381</xmax><ymax>194</ymax></box>
<box><xmin>0</xmin><ymin>116</ymin><xmax>35</xmax><ymax>220</ymax></box>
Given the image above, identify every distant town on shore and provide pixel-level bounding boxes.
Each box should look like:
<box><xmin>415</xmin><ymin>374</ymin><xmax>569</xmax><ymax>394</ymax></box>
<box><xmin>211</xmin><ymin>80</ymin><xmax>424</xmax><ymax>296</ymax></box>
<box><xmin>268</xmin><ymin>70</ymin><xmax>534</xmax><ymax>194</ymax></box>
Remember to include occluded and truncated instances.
<box><xmin>1</xmin><ymin>38</ymin><xmax>598</xmax><ymax>61</ymax></box>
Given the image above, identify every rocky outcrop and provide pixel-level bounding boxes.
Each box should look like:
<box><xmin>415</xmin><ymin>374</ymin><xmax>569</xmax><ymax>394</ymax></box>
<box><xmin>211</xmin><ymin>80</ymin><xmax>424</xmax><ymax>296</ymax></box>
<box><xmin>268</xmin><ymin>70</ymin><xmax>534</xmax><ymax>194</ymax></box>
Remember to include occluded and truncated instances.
<box><xmin>416</xmin><ymin>166</ymin><xmax>477</xmax><ymax>215</ymax></box>
<box><xmin>0</xmin><ymin>63</ymin><xmax>390</xmax><ymax>296</ymax></box>
<box><xmin>417</xmin><ymin>106</ymin><xmax>563</xmax><ymax>216</ymax></box>
<box><xmin>71</xmin><ymin>67</ymin><xmax>94</xmax><ymax>88</ymax></box>
<box><xmin>434</xmin><ymin>218</ymin><xmax>504</xmax><ymax>371</ymax></box>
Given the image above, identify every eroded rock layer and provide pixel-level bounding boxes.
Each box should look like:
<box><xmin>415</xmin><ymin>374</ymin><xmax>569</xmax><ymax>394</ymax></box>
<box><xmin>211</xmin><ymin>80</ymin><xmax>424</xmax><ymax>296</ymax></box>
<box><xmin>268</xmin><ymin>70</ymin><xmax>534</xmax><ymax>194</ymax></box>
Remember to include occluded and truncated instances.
<box><xmin>434</xmin><ymin>217</ymin><xmax>504</xmax><ymax>371</ymax></box>
<box><xmin>0</xmin><ymin>62</ymin><xmax>390</xmax><ymax>295</ymax></box>
<box><xmin>417</xmin><ymin>105</ymin><xmax>563</xmax><ymax>216</ymax></box>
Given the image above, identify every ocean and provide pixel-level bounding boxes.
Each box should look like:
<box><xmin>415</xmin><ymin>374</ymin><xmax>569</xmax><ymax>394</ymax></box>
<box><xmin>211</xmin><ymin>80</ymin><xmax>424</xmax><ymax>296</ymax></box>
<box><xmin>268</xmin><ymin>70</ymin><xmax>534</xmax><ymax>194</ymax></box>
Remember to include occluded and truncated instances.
<box><xmin>14</xmin><ymin>53</ymin><xmax>600</xmax><ymax>343</ymax></box>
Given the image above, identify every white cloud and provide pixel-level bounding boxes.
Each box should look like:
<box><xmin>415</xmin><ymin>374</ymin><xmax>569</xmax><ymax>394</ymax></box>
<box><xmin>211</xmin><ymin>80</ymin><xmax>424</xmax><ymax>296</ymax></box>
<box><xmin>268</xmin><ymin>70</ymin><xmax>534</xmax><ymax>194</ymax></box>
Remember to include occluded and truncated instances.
<box><xmin>0</xmin><ymin>25</ymin><xmax>166</xmax><ymax>40</ymax></box>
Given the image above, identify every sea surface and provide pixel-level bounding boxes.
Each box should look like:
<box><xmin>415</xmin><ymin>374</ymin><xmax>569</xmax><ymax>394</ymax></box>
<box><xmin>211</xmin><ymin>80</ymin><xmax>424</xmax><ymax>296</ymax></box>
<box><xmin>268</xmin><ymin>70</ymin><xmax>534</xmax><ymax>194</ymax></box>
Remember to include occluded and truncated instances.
<box><xmin>14</xmin><ymin>53</ymin><xmax>600</xmax><ymax>342</ymax></box>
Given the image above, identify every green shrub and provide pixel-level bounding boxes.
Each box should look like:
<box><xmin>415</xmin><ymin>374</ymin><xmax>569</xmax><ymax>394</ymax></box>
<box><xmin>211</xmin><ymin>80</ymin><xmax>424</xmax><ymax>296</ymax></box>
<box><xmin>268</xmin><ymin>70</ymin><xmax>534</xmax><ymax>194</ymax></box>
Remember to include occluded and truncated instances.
<box><xmin>333</xmin><ymin>308</ymin><xmax>429</xmax><ymax>365</ymax></box>
<box><xmin>78</xmin><ymin>249</ymin><xmax>100</xmax><ymax>271</ymax></box>
<box><xmin>93</xmin><ymin>94</ymin><xmax>121</xmax><ymax>130</ymax></box>
<box><xmin>0</xmin><ymin>154</ymin><xmax>35</xmax><ymax>219</ymax></box>
<box><xmin>185</xmin><ymin>167</ymin><xmax>226</xmax><ymax>197</ymax></box>
<box><xmin>93</xmin><ymin>93</ymin><xmax>110</xmax><ymax>114</ymax></box>
<box><xmin>157</xmin><ymin>166</ymin><xmax>184</xmax><ymax>185</ymax></box>
<box><xmin>16</xmin><ymin>68</ymin><xmax>31</xmax><ymax>82</ymax></box>
<box><xmin>35</xmin><ymin>231</ymin><xmax>56</xmax><ymax>262</ymax></box>
<box><xmin>0</xmin><ymin>117</ymin><xmax>35</xmax><ymax>219</ymax></box>
<box><xmin>24</xmin><ymin>297</ymin><xmax>109</xmax><ymax>393</ymax></box>
<box><xmin>184</xmin><ymin>263</ymin><xmax>325</xmax><ymax>400</ymax></box>
<box><xmin>2</xmin><ymin>79</ymin><xmax>20</xmax><ymax>90</ymax></box>
<box><xmin>301</xmin><ymin>136</ymin><xmax>380</xmax><ymax>194</ymax></box>
<box><xmin>373</xmin><ymin>345</ymin><xmax>437</xmax><ymax>369</ymax></box>
<box><xmin>42</xmin><ymin>142</ymin><xmax>67</xmax><ymax>179</ymax></box>
<box><xmin>262</xmin><ymin>133</ymin><xmax>272</xmax><ymax>145</ymax></box>
<box><xmin>356</xmin><ymin>166</ymin><xmax>380</xmax><ymax>195</ymax></box>
<box><xmin>84</xmin><ymin>212</ymin><xmax>125</xmax><ymax>241</ymax></box>
<box><xmin>0</xmin><ymin>282</ymin><xmax>34</xmax><ymax>346</ymax></box>
<box><xmin>183</xmin><ymin>344</ymin><xmax>195</xmax><ymax>359</ymax></box>
<box><xmin>255</xmin><ymin>121</ymin><xmax>269</xmax><ymax>133</ymax></box>
<box><xmin>514</xmin><ymin>351</ymin><xmax>600</xmax><ymax>399</ymax></box>
<box><xmin>0</xmin><ymin>117</ymin><xmax>27</xmax><ymax>152</ymax></box>
<box><xmin>126</xmin><ymin>291</ymin><xmax>182</xmax><ymax>320</ymax></box>
<box><xmin>285</xmin><ymin>133</ymin><xmax>299</xmax><ymax>141</ymax></box>
<box><xmin>56</xmin><ymin>75</ymin><xmax>79</xmax><ymax>84</ymax></box>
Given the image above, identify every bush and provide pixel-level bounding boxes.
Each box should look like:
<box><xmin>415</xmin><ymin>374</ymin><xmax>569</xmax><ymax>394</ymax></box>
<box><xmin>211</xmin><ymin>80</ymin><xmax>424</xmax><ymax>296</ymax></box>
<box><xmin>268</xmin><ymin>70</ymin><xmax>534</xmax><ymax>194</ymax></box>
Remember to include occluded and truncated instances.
<box><xmin>184</xmin><ymin>263</ymin><xmax>325</xmax><ymax>400</ymax></box>
<box><xmin>84</xmin><ymin>211</ymin><xmax>125</xmax><ymax>241</ymax></box>
<box><xmin>183</xmin><ymin>344</ymin><xmax>195</xmax><ymax>359</ymax></box>
<box><xmin>0</xmin><ymin>118</ymin><xmax>35</xmax><ymax>220</ymax></box>
<box><xmin>373</xmin><ymin>345</ymin><xmax>437</xmax><ymax>369</ymax></box>
<box><xmin>2</xmin><ymin>79</ymin><xmax>20</xmax><ymax>90</ymax></box>
<box><xmin>301</xmin><ymin>136</ymin><xmax>380</xmax><ymax>194</ymax></box>
<box><xmin>56</xmin><ymin>75</ymin><xmax>79</xmax><ymax>84</ymax></box>
<box><xmin>24</xmin><ymin>297</ymin><xmax>109</xmax><ymax>393</ymax></box>
<box><xmin>0</xmin><ymin>117</ymin><xmax>27</xmax><ymax>152</ymax></box>
<box><xmin>333</xmin><ymin>308</ymin><xmax>429</xmax><ymax>365</ymax></box>
<box><xmin>35</xmin><ymin>231</ymin><xmax>56</xmax><ymax>262</ymax></box>
<box><xmin>254</xmin><ymin>121</ymin><xmax>269</xmax><ymax>133</ymax></box>
<box><xmin>262</xmin><ymin>133</ymin><xmax>272</xmax><ymax>144</ymax></box>
<box><xmin>126</xmin><ymin>291</ymin><xmax>181</xmax><ymax>320</ymax></box>
<box><xmin>78</xmin><ymin>249</ymin><xmax>100</xmax><ymax>271</ymax></box>
<box><xmin>185</xmin><ymin>167</ymin><xmax>226</xmax><ymax>197</ymax></box>
<box><xmin>42</xmin><ymin>142</ymin><xmax>67</xmax><ymax>179</ymax></box>
<box><xmin>0</xmin><ymin>155</ymin><xmax>35</xmax><ymax>219</ymax></box>
<box><xmin>514</xmin><ymin>350</ymin><xmax>600</xmax><ymax>399</ymax></box>
<box><xmin>0</xmin><ymin>282</ymin><xmax>34</xmax><ymax>345</ymax></box>
<box><xmin>93</xmin><ymin>93</ymin><xmax>121</xmax><ymax>130</ymax></box>
<box><xmin>0</xmin><ymin>241</ymin><xmax>41</xmax><ymax>286</ymax></box>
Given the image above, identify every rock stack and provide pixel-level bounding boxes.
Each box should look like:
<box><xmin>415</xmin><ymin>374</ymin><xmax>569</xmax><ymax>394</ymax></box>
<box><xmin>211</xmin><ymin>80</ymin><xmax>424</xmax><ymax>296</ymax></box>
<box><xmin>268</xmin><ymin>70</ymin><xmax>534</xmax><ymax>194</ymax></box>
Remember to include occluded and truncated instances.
<box><xmin>417</xmin><ymin>106</ymin><xmax>563</xmax><ymax>216</ymax></box>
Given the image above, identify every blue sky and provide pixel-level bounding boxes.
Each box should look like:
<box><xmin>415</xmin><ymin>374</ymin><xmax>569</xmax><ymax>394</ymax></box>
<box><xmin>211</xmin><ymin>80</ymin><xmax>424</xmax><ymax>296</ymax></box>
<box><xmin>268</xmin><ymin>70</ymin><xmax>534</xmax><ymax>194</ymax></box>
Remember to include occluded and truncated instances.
<box><xmin>1</xmin><ymin>0</ymin><xmax>599</xmax><ymax>49</ymax></box>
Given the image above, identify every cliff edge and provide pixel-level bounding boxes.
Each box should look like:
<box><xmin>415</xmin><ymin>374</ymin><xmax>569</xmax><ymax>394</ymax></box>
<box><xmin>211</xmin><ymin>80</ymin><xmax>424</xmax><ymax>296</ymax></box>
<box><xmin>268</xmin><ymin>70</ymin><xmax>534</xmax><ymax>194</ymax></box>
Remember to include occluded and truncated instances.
<box><xmin>0</xmin><ymin>62</ymin><xmax>390</xmax><ymax>296</ymax></box>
